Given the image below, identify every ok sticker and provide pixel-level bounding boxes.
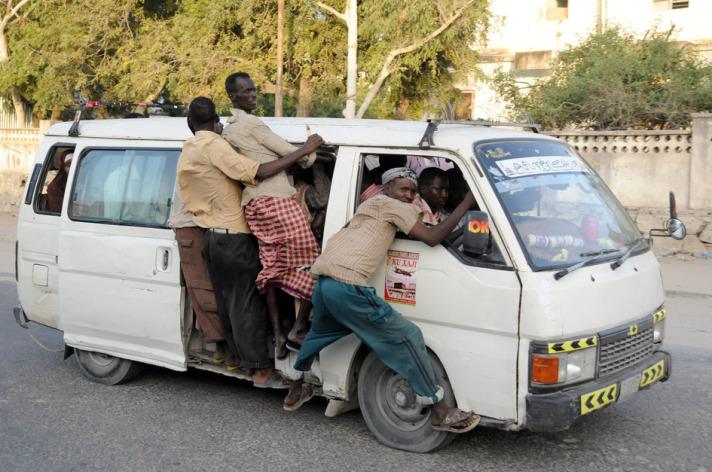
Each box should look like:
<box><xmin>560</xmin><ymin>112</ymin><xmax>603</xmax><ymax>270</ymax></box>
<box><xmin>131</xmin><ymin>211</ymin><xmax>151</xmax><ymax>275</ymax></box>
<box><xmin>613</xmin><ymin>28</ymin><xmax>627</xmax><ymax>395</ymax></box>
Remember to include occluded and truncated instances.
<box><xmin>468</xmin><ymin>220</ymin><xmax>489</xmax><ymax>234</ymax></box>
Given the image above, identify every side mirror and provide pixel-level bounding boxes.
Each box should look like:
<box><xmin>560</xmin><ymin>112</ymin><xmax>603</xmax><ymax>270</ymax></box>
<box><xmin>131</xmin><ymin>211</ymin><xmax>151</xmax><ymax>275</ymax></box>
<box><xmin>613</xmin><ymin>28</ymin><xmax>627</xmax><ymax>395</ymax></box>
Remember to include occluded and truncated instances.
<box><xmin>649</xmin><ymin>191</ymin><xmax>686</xmax><ymax>240</ymax></box>
<box><xmin>463</xmin><ymin>211</ymin><xmax>490</xmax><ymax>256</ymax></box>
<box><xmin>667</xmin><ymin>218</ymin><xmax>686</xmax><ymax>240</ymax></box>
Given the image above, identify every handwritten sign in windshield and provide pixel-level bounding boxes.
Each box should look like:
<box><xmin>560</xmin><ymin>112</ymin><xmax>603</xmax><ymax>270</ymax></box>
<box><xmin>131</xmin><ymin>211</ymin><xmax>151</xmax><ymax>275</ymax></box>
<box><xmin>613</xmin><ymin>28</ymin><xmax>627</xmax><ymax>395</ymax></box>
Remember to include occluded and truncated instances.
<box><xmin>496</xmin><ymin>155</ymin><xmax>587</xmax><ymax>179</ymax></box>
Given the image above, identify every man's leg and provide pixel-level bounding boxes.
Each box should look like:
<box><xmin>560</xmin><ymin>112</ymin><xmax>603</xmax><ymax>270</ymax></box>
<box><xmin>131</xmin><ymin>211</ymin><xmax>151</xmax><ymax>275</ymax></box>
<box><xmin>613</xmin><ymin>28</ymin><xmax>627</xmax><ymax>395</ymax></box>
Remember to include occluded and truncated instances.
<box><xmin>202</xmin><ymin>231</ymin><xmax>240</xmax><ymax>369</ymax></box>
<box><xmin>319</xmin><ymin>280</ymin><xmax>479</xmax><ymax>432</ymax></box>
<box><xmin>218</xmin><ymin>234</ymin><xmax>273</xmax><ymax>372</ymax></box>
<box><xmin>284</xmin><ymin>278</ymin><xmax>352</xmax><ymax>410</ymax></box>
<box><xmin>175</xmin><ymin>227</ymin><xmax>224</xmax><ymax>343</ymax></box>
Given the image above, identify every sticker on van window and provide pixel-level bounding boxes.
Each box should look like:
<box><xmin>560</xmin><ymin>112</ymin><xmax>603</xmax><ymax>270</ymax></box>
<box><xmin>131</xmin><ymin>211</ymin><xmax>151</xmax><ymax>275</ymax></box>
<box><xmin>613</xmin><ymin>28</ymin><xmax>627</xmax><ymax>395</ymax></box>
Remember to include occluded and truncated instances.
<box><xmin>495</xmin><ymin>155</ymin><xmax>587</xmax><ymax>179</ymax></box>
<box><xmin>385</xmin><ymin>250</ymin><xmax>419</xmax><ymax>305</ymax></box>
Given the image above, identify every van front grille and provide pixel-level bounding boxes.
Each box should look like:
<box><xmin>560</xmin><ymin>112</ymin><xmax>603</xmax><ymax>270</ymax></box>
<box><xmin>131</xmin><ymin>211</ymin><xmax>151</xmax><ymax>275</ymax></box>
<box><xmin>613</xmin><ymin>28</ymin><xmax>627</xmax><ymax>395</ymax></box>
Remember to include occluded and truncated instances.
<box><xmin>598</xmin><ymin>326</ymin><xmax>654</xmax><ymax>377</ymax></box>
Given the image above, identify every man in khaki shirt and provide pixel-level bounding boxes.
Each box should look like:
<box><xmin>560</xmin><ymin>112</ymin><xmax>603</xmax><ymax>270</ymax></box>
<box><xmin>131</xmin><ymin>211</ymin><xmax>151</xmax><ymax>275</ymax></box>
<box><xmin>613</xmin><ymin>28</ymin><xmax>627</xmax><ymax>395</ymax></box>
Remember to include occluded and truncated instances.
<box><xmin>178</xmin><ymin>97</ymin><xmax>323</xmax><ymax>386</ymax></box>
<box><xmin>223</xmin><ymin>72</ymin><xmax>321</xmax><ymax>360</ymax></box>
<box><xmin>285</xmin><ymin>167</ymin><xmax>482</xmax><ymax>436</ymax></box>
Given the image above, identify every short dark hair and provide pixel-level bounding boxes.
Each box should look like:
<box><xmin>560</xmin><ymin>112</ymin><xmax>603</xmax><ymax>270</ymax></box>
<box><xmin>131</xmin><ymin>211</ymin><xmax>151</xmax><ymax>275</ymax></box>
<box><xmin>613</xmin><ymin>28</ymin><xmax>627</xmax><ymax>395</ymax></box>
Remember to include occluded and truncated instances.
<box><xmin>418</xmin><ymin>167</ymin><xmax>448</xmax><ymax>190</ymax></box>
<box><xmin>188</xmin><ymin>97</ymin><xmax>218</xmax><ymax>126</ymax></box>
<box><xmin>225</xmin><ymin>72</ymin><xmax>252</xmax><ymax>94</ymax></box>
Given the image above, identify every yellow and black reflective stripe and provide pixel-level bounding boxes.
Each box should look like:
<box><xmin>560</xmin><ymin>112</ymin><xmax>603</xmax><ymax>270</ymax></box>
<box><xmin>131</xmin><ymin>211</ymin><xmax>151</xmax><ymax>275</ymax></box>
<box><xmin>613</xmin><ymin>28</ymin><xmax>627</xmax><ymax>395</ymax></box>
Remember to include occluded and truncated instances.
<box><xmin>547</xmin><ymin>336</ymin><xmax>598</xmax><ymax>354</ymax></box>
<box><xmin>652</xmin><ymin>308</ymin><xmax>666</xmax><ymax>324</ymax></box>
<box><xmin>640</xmin><ymin>360</ymin><xmax>665</xmax><ymax>388</ymax></box>
<box><xmin>580</xmin><ymin>383</ymin><xmax>618</xmax><ymax>415</ymax></box>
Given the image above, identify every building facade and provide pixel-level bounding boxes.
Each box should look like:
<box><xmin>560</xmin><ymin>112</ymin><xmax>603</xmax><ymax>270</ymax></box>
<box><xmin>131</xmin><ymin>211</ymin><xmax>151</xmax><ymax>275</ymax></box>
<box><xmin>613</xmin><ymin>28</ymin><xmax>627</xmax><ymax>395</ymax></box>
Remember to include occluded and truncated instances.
<box><xmin>460</xmin><ymin>0</ymin><xmax>712</xmax><ymax>121</ymax></box>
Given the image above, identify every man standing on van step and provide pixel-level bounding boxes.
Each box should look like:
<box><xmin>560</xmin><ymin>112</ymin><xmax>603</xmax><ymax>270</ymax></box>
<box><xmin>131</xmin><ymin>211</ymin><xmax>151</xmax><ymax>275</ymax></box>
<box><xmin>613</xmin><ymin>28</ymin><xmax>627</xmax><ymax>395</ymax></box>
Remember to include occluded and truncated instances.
<box><xmin>178</xmin><ymin>97</ymin><xmax>324</xmax><ymax>386</ymax></box>
<box><xmin>284</xmin><ymin>167</ymin><xmax>481</xmax><ymax>434</ymax></box>
<box><xmin>222</xmin><ymin>72</ymin><xmax>321</xmax><ymax>360</ymax></box>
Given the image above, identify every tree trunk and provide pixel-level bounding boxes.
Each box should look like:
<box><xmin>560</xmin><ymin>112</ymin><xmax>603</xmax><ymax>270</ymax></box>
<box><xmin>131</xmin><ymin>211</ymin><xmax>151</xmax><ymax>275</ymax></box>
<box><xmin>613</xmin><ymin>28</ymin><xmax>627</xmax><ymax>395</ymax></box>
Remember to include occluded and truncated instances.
<box><xmin>50</xmin><ymin>107</ymin><xmax>62</xmax><ymax>121</ymax></box>
<box><xmin>296</xmin><ymin>73</ymin><xmax>313</xmax><ymax>117</ymax></box>
<box><xmin>275</xmin><ymin>0</ymin><xmax>285</xmax><ymax>117</ymax></box>
<box><xmin>343</xmin><ymin>0</ymin><xmax>357</xmax><ymax>118</ymax></box>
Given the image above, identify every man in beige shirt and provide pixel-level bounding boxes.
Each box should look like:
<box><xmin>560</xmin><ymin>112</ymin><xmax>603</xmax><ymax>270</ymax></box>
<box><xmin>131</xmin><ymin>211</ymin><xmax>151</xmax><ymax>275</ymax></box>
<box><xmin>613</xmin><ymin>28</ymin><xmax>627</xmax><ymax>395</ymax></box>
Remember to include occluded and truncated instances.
<box><xmin>178</xmin><ymin>96</ymin><xmax>323</xmax><ymax>386</ymax></box>
<box><xmin>284</xmin><ymin>167</ymin><xmax>481</xmax><ymax>436</ymax></box>
<box><xmin>223</xmin><ymin>72</ymin><xmax>321</xmax><ymax>360</ymax></box>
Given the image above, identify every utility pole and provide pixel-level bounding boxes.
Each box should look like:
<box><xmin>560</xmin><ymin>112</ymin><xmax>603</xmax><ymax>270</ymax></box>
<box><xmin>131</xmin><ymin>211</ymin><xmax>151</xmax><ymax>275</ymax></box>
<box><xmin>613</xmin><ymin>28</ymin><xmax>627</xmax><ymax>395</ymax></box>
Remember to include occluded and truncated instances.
<box><xmin>275</xmin><ymin>0</ymin><xmax>285</xmax><ymax>117</ymax></box>
<box><xmin>344</xmin><ymin>0</ymin><xmax>357</xmax><ymax>119</ymax></box>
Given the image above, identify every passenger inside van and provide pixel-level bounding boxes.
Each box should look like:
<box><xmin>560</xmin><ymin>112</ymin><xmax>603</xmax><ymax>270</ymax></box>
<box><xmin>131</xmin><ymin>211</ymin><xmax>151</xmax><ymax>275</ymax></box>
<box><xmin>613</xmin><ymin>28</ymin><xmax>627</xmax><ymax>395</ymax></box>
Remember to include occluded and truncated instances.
<box><xmin>413</xmin><ymin>167</ymin><xmax>450</xmax><ymax>225</ymax></box>
<box><xmin>44</xmin><ymin>150</ymin><xmax>73</xmax><ymax>213</ymax></box>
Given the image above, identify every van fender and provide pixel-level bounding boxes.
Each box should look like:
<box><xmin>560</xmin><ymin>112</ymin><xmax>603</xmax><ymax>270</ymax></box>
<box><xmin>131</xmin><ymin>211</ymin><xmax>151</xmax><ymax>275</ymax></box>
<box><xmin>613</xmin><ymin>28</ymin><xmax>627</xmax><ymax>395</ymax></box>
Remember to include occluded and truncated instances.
<box><xmin>323</xmin><ymin>334</ymin><xmax>453</xmax><ymax>405</ymax></box>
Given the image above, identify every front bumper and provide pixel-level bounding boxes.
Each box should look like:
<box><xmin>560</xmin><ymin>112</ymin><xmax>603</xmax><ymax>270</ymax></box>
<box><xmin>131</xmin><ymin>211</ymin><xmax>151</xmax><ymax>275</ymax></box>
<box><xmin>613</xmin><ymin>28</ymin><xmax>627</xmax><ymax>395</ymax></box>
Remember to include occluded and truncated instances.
<box><xmin>13</xmin><ymin>305</ymin><xmax>29</xmax><ymax>329</ymax></box>
<box><xmin>526</xmin><ymin>350</ymin><xmax>671</xmax><ymax>432</ymax></box>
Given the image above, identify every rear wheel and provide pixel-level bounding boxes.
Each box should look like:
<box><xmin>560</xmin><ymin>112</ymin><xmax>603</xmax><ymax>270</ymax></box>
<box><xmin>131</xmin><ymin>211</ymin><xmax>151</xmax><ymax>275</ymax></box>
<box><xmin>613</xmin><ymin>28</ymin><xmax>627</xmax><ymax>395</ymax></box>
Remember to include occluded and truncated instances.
<box><xmin>75</xmin><ymin>349</ymin><xmax>141</xmax><ymax>385</ymax></box>
<box><xmin>357</xmin><ymin>351</ymin><xmax>456</xmax><ymax>453</ymax></box>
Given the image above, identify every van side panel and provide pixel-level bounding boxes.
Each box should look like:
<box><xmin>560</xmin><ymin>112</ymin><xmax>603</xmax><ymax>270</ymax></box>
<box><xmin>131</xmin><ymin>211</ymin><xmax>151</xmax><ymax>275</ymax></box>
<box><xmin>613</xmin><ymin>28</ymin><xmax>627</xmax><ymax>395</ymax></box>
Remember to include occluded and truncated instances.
<box><xmin>16</xmin><ymin>140</ymin><xmax>65</xmax><ymax>329</ymax></box>
<box><xmin>59</xmin><ymin>223</ymin><xmax>185</xmax><ymax>369</ymax></box>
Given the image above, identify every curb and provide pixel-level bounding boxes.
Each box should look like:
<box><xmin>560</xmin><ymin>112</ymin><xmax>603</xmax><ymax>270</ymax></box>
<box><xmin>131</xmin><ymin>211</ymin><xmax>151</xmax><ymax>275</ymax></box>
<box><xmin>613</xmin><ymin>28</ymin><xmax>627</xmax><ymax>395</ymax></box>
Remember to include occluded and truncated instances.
<box><xmin>665</xmin><ymin>289</ymin><xmax>712</xmax><ymax>300</ymax></box>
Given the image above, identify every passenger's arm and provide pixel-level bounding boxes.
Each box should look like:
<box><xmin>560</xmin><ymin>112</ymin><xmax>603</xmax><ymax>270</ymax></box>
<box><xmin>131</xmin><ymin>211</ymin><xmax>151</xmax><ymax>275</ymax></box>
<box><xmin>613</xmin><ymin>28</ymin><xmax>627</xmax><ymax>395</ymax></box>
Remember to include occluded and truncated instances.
<box><xmin>408</xmin><ymin>192</ymin><xmax>476</xmax><ymax>247</ymax></box>
<box><xmin>254</xmin><ymin>123</ymin><xmax>316</xmax><ymax>168</ymax></box>
<box><xmin>255</xmin><ymin>134</ymin><xmax>324</xmax><ymax>180</ymax></box>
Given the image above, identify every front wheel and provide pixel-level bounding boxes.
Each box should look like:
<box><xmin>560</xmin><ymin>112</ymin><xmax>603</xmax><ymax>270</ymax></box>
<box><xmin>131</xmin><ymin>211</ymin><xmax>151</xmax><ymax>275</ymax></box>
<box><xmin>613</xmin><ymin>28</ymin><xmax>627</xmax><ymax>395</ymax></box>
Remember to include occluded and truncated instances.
<box><xmin>75</xmin><ymin>349</ymin><xmax>141</xmax><ymax>385</ymax></box>
<box><xmin>357</xmin><ymin>351</ymin><xmax>456</xmax><ymax>453</ymax></box>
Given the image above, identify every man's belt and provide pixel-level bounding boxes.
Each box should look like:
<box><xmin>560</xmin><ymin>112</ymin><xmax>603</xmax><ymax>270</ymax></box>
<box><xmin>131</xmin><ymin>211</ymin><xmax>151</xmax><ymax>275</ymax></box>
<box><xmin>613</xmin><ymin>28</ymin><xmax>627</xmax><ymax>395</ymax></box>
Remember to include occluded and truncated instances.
<box><xmin>209</xmin><ymin>228</ymin><xmax>243</xmax><ymax>235</ymax></box>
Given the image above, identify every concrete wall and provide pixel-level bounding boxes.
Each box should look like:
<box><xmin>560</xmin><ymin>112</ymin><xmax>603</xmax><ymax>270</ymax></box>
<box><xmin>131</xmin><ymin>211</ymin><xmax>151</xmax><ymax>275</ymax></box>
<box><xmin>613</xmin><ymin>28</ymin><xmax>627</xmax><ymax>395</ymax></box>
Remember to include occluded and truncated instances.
<box><xmin>548</xmin><ymin>129</ymin><xmax>693</xmax><ymax>209</ymax></box>
<box><xmin>0</xmin><ymin>128</ymin><xmax>41</xmax><ymax>212</ymax></box>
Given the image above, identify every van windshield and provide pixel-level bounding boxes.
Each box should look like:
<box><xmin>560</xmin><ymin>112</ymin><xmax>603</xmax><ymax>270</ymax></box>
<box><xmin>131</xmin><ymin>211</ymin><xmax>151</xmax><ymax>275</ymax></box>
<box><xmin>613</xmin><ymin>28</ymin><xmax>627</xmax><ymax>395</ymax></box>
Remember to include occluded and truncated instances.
<box><xmin>474</xmin><ymin>139</ymin><xmax>644</xmax><ymax>270</ymax></box>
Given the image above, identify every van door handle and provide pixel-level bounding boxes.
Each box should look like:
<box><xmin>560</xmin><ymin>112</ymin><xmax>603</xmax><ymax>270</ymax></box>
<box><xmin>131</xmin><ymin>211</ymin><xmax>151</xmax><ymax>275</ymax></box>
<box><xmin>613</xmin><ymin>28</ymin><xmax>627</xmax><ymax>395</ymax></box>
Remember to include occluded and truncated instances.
<box><xmin>156</xmin><ymin>247</ymin><xmax>170</xmax><ymax>272</ymax></box>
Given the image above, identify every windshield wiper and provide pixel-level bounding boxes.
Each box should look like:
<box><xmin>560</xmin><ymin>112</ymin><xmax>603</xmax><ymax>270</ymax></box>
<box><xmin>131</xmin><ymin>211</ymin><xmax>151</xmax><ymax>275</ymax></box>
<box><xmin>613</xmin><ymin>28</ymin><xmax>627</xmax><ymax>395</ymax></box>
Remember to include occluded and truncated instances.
<box><xmin>610</xmin><ymin>238</ymin><xmax>645</xmax><ymax>270</ymax></box>
<box><xmin>554</xmin><ymin>249</ymin><xmax>619</xmax><ymax>280</ymax></box>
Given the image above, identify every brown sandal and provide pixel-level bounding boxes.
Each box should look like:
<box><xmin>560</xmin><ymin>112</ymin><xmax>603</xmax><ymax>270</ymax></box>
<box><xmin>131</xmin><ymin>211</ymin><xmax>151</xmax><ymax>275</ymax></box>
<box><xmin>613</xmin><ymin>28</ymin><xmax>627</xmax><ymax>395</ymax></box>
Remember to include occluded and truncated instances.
<box><xmin>283</xmin><ymin>383</ymin><xmax>314</xmax><ymax>412</ymax></box>
<box><xmin>431</xmin><ymin>408</ymin><xmax>480</xmax><ymax>433</ymax></box>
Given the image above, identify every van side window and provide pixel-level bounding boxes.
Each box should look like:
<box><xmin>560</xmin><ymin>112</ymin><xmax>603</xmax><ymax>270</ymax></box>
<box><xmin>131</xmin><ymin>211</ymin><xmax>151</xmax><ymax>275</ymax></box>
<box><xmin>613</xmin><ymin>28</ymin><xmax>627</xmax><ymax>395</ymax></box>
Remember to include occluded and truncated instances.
<box><xmin>33</xmin><ymin>146</ymin><xmax>76</xmax><ymax>215</ymax></box>
<box><xmin>69</xmin><ymin>148</ymin><xmax>180</xmax><ymax>228</ymax></box>
<box><xmin>356</xmin><ymin>153</ymin><xmax>506</xmax><ymax>266</ymax></box>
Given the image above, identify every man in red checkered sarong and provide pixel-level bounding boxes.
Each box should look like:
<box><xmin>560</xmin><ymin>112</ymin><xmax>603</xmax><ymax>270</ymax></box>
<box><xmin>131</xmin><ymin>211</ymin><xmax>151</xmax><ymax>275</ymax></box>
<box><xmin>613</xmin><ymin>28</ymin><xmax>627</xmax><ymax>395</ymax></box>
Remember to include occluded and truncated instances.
<box><xmin>223</xmin><ymin>72</ymin><xmax>323</xmax><ymax>359</ymax></box>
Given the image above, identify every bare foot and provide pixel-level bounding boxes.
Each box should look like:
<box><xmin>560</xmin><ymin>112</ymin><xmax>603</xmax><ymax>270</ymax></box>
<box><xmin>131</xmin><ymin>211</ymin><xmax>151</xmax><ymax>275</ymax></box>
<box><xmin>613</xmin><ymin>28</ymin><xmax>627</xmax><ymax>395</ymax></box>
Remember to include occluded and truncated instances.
<box><xmin>286</xmin><ymin>328</ymin><xmax>305</xmax><ymax>349</ymax></box>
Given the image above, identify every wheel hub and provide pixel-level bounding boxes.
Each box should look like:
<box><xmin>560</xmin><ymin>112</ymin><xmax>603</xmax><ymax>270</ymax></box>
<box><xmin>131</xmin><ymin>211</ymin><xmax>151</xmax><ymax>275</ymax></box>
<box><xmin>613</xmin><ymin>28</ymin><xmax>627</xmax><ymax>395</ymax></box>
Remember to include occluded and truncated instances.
<box><xmin>382</xmin><ymin>376</ymin><xmax>428</xmax><ymax>425</ymax></box>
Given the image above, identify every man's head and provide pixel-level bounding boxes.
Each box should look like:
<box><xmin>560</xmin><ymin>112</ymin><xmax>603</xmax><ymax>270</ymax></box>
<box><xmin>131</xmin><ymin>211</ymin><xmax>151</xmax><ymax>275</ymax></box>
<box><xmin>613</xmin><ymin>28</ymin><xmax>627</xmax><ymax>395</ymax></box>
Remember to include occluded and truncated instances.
<box><xmin>418</xmin><ymin>167</ymin><xmax>449</xmax><ymax>211</ymax></box>
<box><xmin>187</xmin><ymin>97</ymin><xmax>222</xmax><ymax>135</ymax></box>
<box><xmin>382</xmin><ymin>167</ymin><xmax>418</xmax><ymax>204</ymax></box>
<box><xmin>225</xmin><ymin>72</ymin><xmax>257</xmax><ymax>112</ymax></box>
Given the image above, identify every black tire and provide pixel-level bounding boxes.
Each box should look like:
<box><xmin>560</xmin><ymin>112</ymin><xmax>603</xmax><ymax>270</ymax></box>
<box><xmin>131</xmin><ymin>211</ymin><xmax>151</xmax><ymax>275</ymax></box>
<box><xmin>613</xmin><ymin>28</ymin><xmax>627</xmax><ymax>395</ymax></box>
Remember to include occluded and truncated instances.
<box><xmin>75</xmin><ymin>349</ymin><xmax>141</xmax><ymax>385</ymax></box>
<box><xmin>357</xmin><ymin>351</ymin><xmax>457</xmax><ymax>453</ymax></box>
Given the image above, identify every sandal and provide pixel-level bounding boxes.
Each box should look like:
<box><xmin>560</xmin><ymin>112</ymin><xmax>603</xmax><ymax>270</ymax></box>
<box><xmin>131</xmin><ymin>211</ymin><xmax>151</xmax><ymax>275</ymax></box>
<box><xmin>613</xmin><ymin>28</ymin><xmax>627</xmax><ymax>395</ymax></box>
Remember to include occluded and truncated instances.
<box><xmin>254</xmin><ymin>372</ymin><xmax>290</xmax><ymax>389</ymax></box>
<box><xmin>431</xmin><ymin>408</ymin><xmax>480</xmax><ymax>434</ymax></box>
<box><xmin>285</xmin><ymin>340</ymin><xmax>302</xmax><ymax>353</ymax></box>
<box><xmin>283</xmin><ymin>383</ymin><xmax>315</xmax><ymax>412</ymax></box>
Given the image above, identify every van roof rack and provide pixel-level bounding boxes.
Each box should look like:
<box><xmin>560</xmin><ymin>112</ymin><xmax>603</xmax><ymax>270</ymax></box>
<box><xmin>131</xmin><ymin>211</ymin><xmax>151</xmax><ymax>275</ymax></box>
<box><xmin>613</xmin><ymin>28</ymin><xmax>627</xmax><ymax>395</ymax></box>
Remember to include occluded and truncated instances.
<box><xmin>418</xmin><ymin>119</ymin><xmax>541</xmax><ymax>149</ymax></box>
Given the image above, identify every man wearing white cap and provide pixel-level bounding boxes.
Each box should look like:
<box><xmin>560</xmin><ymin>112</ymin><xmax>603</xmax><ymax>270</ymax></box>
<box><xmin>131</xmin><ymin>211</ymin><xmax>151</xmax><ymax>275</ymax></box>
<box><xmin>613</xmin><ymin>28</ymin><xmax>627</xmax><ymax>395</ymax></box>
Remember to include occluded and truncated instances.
<box><xmin>284</xmin><ymin>167</ymin><xmax>481</xmax><ymax>434</ymax></box>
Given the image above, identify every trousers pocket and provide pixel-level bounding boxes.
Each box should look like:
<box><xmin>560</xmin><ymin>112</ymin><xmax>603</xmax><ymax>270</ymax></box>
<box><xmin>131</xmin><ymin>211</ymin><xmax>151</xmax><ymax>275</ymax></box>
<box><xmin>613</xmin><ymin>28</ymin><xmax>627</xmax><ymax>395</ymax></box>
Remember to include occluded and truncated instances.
<box><xmin>357</xmin><ymin>287</ymin><xmax>393</xmax><ymax>324</ymax></box>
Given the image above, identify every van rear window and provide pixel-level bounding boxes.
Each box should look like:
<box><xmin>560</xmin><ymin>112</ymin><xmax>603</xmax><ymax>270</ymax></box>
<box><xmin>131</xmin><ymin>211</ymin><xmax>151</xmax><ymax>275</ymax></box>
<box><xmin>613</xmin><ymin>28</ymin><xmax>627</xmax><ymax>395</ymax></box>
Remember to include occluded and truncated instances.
<box><xmin>69</xmin><ymin>148</ymin><xmax>180</xmax><ymax>228</ymax></box>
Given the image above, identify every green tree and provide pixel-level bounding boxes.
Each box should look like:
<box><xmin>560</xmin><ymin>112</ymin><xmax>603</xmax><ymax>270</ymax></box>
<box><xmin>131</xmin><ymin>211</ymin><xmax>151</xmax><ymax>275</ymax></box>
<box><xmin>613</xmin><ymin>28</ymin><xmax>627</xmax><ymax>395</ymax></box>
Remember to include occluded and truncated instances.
<box><xmin>318</xmin><ymin>0</ymin><xmax>491</xmax><ymax>119</ymax></box>
<box><xmin>493</xmin><ymin>27</ymin><xmax>712</xmax><ymax>130</ymax></box>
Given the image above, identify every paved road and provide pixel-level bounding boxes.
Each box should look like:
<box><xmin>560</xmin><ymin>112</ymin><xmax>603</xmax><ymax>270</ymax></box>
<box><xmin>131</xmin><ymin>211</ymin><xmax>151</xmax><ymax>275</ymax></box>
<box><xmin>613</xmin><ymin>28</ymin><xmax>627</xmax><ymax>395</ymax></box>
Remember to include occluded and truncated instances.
<box><xmin>1</xmin><ymin>215</ymin><xmax>711</xmax><ymax>471</ymax></box>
